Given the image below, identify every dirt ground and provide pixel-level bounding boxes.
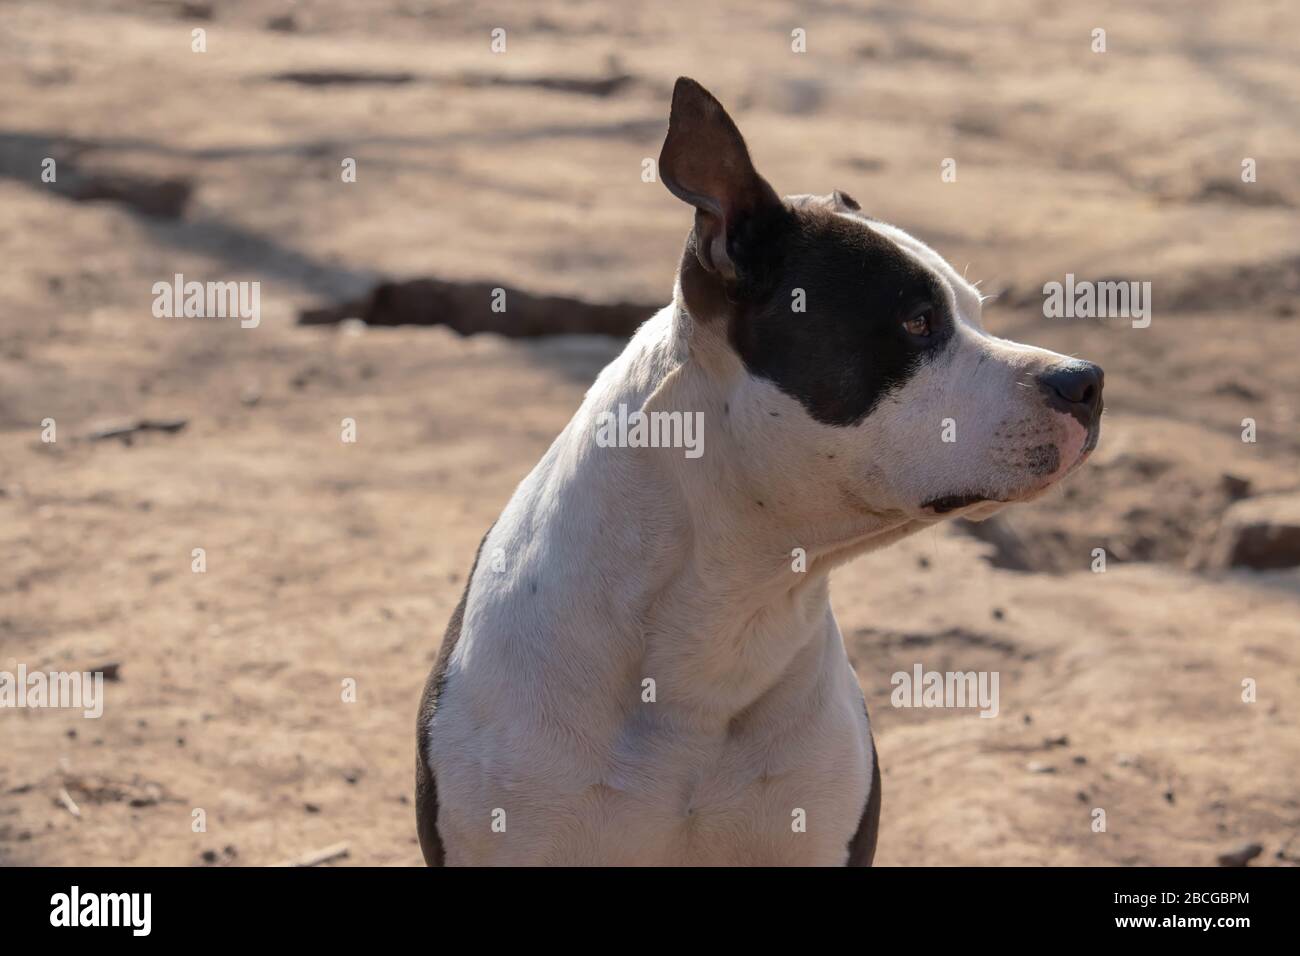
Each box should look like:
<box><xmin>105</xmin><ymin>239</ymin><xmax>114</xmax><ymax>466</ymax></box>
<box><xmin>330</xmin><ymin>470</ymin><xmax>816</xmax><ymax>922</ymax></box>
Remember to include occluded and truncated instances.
<box><xmin>1</xmin><ymin>0</ymin><xmax>1298</xmax><ymax>866</ymax></box>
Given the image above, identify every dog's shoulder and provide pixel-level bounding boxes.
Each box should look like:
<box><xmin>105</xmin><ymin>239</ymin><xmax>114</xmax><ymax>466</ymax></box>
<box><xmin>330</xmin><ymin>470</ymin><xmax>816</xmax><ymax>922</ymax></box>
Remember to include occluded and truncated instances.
<box><xmin>415</xmin><ymin>524</ymin><xmax>494</xmax><ymax>866</ymax></box>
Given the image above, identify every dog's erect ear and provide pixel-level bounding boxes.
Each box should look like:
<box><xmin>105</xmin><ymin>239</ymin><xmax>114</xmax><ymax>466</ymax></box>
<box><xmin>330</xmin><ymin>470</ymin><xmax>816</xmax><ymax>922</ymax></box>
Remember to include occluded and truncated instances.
<box><xmin>832</xmin><ymin>189</ymin><xmax>861</xmax><ymax>211</ymax></box>
<box><xmin>659</xmin><ymin>77</ymin><xmax>781</xmax><ymax>280</ymax></box>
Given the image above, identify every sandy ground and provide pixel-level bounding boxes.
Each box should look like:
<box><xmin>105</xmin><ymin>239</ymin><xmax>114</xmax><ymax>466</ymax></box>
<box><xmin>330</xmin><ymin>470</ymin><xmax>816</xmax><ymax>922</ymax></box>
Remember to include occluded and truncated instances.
<box><xmin>1</xmin><ymin>0</ymin><xmax>1298</xmax><ymax>866</ymax></box>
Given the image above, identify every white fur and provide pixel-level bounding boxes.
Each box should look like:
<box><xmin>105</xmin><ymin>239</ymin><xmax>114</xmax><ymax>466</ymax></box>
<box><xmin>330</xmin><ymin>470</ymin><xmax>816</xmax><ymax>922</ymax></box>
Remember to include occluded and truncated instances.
<box><xmin>425</xmin><ymin>208</ymin><xmax>1091</xmax><ymax>865</ymax></box>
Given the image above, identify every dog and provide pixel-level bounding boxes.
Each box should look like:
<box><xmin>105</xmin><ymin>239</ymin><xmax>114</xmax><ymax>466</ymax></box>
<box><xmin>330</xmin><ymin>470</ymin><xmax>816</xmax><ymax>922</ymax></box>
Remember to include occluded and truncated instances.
<box><xmin>416</xmin><ymin>77</ymin><xmax>1103</xmax><ymax>866</ymax></box>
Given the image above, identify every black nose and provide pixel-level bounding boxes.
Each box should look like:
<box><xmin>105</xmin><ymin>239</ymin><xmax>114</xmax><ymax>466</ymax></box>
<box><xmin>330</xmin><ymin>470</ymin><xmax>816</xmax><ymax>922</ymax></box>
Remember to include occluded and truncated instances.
<box><xmin>1038</xmin><ymin>362</ymin><xmax>1104</xmax><ymax>426</ymax></box>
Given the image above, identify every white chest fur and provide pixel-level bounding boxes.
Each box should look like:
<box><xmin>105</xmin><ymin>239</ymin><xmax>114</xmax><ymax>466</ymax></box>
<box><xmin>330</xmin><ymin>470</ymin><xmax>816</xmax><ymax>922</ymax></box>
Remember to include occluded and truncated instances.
<box><xmin>427</xmin><ymin>614</ymin><xmax>872</xmax><ymax>866</ymax></box>
<box><xmin>423</xmin><ymin>307</ymin><xmax>883</xmax><ymax>866</ymax></box>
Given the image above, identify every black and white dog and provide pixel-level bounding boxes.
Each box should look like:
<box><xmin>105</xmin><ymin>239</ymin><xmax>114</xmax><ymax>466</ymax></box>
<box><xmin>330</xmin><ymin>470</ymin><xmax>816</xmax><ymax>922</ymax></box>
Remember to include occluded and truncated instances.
<box><xmin>417</xmin><ymin>78</ymin><xmax>1103</xmax><ymax>866</ymax></box>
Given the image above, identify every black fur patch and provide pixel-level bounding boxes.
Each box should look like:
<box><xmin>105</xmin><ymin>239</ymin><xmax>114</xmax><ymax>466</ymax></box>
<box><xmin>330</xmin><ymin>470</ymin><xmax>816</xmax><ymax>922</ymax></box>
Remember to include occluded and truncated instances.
<box><xmin>684</xmin><ymin>205</ymin><xmax>953</xmax><ymax>427</ymax></box>
<box><xmin>846</xmin><ymin>705</ymin><xmax>882</xmax><ymax>867</ymax></box>
<box><xmin>415</xmin><ymin>526</ymin><xmax>493</xmax><ymax>867</ymax></box>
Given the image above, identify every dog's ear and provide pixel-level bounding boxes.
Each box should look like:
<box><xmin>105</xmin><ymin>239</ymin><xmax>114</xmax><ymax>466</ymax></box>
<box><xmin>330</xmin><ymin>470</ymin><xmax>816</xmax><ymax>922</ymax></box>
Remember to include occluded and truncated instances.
<box><xmin>659</xmin><ymin>77</ymin><xmax>781</xmax><ymax>280</ymax></box>
<box><xmin>832</xmin><ymin>189</ymin><xmax>861</xmax><ymax>211</ymax></box>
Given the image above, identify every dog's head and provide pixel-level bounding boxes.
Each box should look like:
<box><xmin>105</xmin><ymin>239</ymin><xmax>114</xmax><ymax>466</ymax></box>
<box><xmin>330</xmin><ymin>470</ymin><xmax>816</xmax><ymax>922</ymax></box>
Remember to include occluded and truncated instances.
<box><xmin>659</xmin><ymin>77</ymin><xmax>1102</xmax><ymax>525</ymax></box>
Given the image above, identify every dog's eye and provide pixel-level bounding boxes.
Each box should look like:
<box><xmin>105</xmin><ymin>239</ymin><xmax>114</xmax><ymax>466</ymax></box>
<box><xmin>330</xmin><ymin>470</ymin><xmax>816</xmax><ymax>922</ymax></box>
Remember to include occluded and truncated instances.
<box><xmin>902</xmin><ymin>305</ymin><xmax>934</xmax><ymax>337</ymax></box>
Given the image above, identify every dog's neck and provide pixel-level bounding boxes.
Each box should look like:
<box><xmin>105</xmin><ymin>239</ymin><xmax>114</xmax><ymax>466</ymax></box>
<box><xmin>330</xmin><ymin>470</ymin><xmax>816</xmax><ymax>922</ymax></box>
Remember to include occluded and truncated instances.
<box><xmin>555</xmin><ymin>299</ymin><xmax>924</xmax><ymax>725</ymax></box>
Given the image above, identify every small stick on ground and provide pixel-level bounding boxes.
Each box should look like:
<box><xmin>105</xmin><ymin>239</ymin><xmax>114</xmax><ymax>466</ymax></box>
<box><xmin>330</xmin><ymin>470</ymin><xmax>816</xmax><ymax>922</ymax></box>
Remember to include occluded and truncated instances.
<box><xmin>271</xmin><ymin>841</ymin><xmax>349</xmax><ymax>867</ymax></box>
<box><xmin>57</xmin><ymin>787</ymin><xmax>81</xmax><ymax>819</ymax></box>
<box><xmin>83</xmin><ymin>418</ymin><xmax>189</xmax><ymax>442</ymax></box>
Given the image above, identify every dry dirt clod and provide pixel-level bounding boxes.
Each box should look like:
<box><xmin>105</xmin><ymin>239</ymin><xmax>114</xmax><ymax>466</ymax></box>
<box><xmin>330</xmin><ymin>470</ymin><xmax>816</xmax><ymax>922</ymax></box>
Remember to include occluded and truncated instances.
<box><xmin>1216</xmin><ymin>842</ymin><xmax>1263</xmax><ymax>867</ymax></box>
<box><xmin>90</xmin><ymin>662</ymin><xmax>121</xmax><ymax>681</ymax></box>
<box><xmin>298</xmin><ymin>277</ymin><xmax>658</xmax><ymax>338</ymax></box>
<box><xmin>65</xmin><ymin>171</ymin><xmax>193</xmax><ymax>219</ymax></box>
<box><xmin>1219</xmin><ymin>473</ymin><xmax>1252</xmax><ymax>500</ymax></box>
<box><xmin>1194</xmin><ymin>493</ymin><xmax>1300</xmax><ymax>570</ymax></box>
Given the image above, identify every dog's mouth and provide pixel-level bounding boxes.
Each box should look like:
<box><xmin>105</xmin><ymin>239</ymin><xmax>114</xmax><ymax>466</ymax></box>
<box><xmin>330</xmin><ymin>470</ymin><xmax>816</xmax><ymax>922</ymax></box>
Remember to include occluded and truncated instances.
<box><xmin>921</xmin><ymin>492</ymin><xmax>997</xmax><ymax>515</ymax></box>
<box><xmin>921</xmin><ymin>436</ymin><xmax>1099</xmax><ymax>517</ymax></box>
<box><xmin>1082</xmin><ymin>421</ymin><xmax>1101</xmax><ymax>455</ymax></box>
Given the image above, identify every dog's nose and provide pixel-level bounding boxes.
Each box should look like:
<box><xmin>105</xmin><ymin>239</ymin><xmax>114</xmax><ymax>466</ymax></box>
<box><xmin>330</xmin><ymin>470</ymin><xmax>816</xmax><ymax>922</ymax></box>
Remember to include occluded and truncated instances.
<box><xmin>1038</xmin><ymin>361</ymin><xmax>1104</xmax><ymax>426</ymax></box>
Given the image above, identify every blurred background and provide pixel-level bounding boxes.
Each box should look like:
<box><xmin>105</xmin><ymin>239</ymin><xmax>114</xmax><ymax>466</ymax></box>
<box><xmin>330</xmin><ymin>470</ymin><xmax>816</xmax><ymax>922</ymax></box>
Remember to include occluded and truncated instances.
<box><xmin>1</xmin><ymin>0</ymin><xmax>1297</xmax><ymax>866</ymax></box>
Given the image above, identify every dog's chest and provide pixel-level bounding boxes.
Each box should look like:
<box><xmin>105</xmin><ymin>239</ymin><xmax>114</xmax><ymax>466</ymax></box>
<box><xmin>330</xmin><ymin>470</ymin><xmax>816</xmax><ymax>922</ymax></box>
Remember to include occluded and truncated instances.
<box><xmin>430</xmin><ymin>673</ymin><xmax>871</xmax><ymax>866</ymax></box>
<box><xmin>580</xmin><ymin>737</ymin><xmax>869</xmax><ymax>866</ymax></box>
